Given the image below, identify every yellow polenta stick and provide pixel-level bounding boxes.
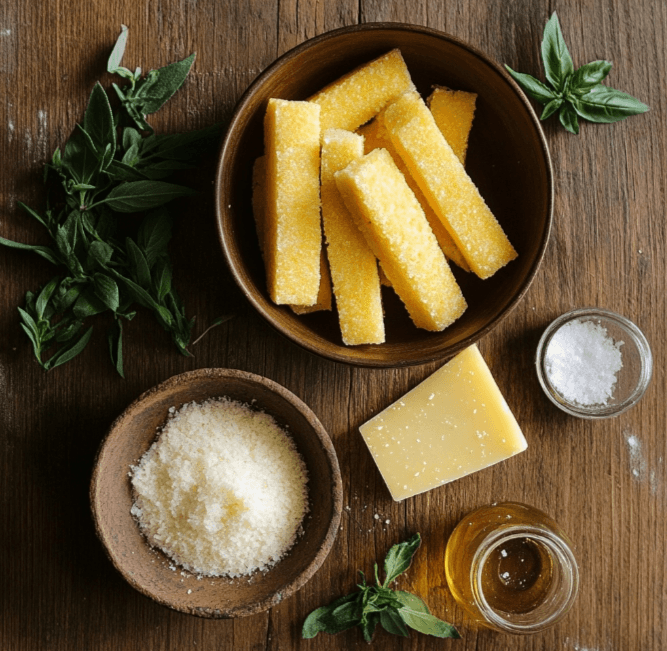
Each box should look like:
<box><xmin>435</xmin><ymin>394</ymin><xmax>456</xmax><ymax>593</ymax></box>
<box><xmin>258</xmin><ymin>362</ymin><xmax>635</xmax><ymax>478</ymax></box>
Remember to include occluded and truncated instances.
<box><xmin>264</xmin><ymin>98</ymin><xmax>322</xmax><ymax>305</ymax></box>
<box><xmin>357</xmin><ymin>118</ymin><xmax>470</xmax><ymax>272</ymax></box>
<box><xmin>252</xmin><ymin>156</ymin><xmax>331</xmax><ymax>313</ymax></box>
<box><xmin>321</xmin><ymin>129</ymin><xmax>384</xmax><ymax>345</ymax></box>
<box><xmin>427</xmin><ymin>86</ymin><xmax>477</xmax><ymax>165</ymax></box>
<box><xmin>309</xmin><ymin>49</ymin><xmax>414</xmax><ymax>133</ymax></box>
<box><xmin>383</xmin><ymin>90</ymin><xmax>517</xmax><ymax>279</ymax></box>
<box><xmin>335</xmin><ymin>148</ymin><xmax>466</xmax><ymax>331</ymax></box>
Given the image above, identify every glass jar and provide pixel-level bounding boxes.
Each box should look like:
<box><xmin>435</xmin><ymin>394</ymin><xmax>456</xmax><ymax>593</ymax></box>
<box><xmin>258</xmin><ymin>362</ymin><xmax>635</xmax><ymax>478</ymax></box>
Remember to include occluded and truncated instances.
<box><xmin>445</xmin><ymin>502</ymin><xmax>578</xmax><ymax>634</ymax></box>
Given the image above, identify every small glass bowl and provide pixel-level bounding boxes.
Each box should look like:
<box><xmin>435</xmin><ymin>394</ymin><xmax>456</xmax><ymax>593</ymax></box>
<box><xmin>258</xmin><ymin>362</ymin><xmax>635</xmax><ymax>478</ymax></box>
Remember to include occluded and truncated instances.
<box><xmin>535</xmin><ymin>307</ymin><xmax>652</xmax><ymax>419</ymax></box>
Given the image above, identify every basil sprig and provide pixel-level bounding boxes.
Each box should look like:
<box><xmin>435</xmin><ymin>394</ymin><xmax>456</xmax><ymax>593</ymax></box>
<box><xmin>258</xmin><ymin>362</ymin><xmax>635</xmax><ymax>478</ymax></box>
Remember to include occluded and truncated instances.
<box><xmin>505</xmin><ymin>13</ymin><xmax>649</xmax><ymax>134</ymax></box>
<box><xmin>0</xmin><ymin>26</ymin><xmax>224</xmax><ymax>375</ymax></box>
<box><xmin>302</xmin><ymin>534</ymin><xmax>460</xmax><ymax>643</ymax></box>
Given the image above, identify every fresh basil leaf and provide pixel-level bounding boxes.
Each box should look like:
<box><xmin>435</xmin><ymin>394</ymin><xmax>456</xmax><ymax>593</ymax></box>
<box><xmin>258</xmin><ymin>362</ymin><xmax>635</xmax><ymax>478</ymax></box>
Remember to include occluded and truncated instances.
<box><xmin>122</xmin><ymin>142</ymin><xmax>140</xmax><ymax>167</ymax></box>
<box><xmin>18</xmin><ymin>307</ymin><xmax>40</xmax><ymax>338</ymax></box>
<box><xmin>398</xmin><ymin>607</ymin><xmax>461</xmax><ymax>639</ymax></box>
<box><xmin>138</xmin><ymin>210</ymin><xmax>173</xmax><ymax>266</ymax></box>
<box><xmin>136</xmin><ymin>160</ymin><xmax>195</xmax><ymax>180</ymax></box>
<box><xmin>141</xmin><ymin>123</ymin><xmax>223</xmax><ymax>160</ymax></box>
<box><xmin>98</xmin><ymin>180</ymin><xmax>195</xmax><ymax>212</ymax></box>
<box><xmin>570</xmin><ymin>85</ymin><xmax>649</xmax><ymax>123</ymax></box>
<box><xmin>20</xmin><ymin>322</ymin><xmax>42</xmax><ymax>360</ymax></box>
<box><xmin>122</xmin><ymin>127</ymin><xmax>142</xmax><ymax>151</ymax></box>
<box><xmin>93</xmin><ymin>273</ymin><xmax>120</xmax><ymax>312</ymax></box>
<box><xmin>108</xmin><ymin>318</ymin><xmax>124</xmax><ymax>377</ymax></box>
<box><xmin>105</xmin><ymin>160</ymin><xmax>150</xmax><ymax>182</ymax></box>
<box><xmin>113</xmin><ymin>271</ymin><xmax>161</xmax><ymax>311</ymax></box>
<box><xmin>84</xmin><ymin>82</ymin><xmax>116</xmax><ymax>153</ymax></box>
<box><xmin>35</xmin><ymin>277</ymin><xmax>59</xmax><ymax>319</ymax></box>
<box><xmin>107</xmin><ymin>25</ymin><xmax>129</xmax><ymax>73</ymax></box>
<box><xmin>138</xmin><ymin>53</ymin><xmax>196</xmax><ymax>114</ymax></box>
<box><xmin>504</xmin><ymin>66</ymin><xmax>556</xmax><ymax>104</ymax></box>
<box><xmin>383</xmin><ymin>533</ymin><xmax>421</xmax><ymax>587</ymax></box>
<box><xmin>541</xmin><ymin>12</ymin><xmax>574</xmax><ymax>91</ymax></box>
<box><xmin>380</xmin><ymin>609</ymin><xmax>410</xmax><ymax>637</ymax></box>
<box><xmin>53</xmin><ymin>282</ymin><xmax>83</xmax><ymax>312</ymax></box>
<box><xmin>0</xmin><ymin>236</ymin><xmax>61</xmax><ymax>265</ymax></box>
<box><xmin>62</xmin><ymin>126</ymin><xmax>98</xmax><ymax>185</ymax></box>
<box><xmin>559</xmin><ymin>101</ymin><xmax>580</xmax><ymax>134</ymax></box>
<box><xmin>87</xmin><ymin>240</ymin><xmax>114</xmax><ymax>268</ymax></box>
<box><xmin>125</xmin><ymin>237</ymin><xmax>152</xmax><ymax>287</ymax></box>
<box><xmin>302</xmin><ymin>594</ymin><xmax>360</xmax><ymax>638</ymax></box>
<box><xmin>361</xmin><ymin>613</ymin><xmax>380</xmax><ymax>643</ymax></box>
<box><xmin>394</xmin><ymin>591</ymin><xmax>430</xmax><ymax>614</ymax></box>
<box><xmin>46</xmin><ymin>326</ymin><xmax>93</xmax><ymax>370</ymax></box>
<box><xmin>55</xmin><ymin>320</ymin><xmax>83</xmax><ymax>343</ymax></box>
<box><xmin>17</xmin><ymin>201</ymin><xmax>49</xmax><ymax>229</ymax></box>
<box><xmin>541</xmin><ymin>97</ymin><xmax>563</xmax><ymax>120</ymax></box>
<box><xmin>152</xmin><ymin>259</ymin><xmax>172</xmax><ymax>300</ymax></box>
<box><xmin>570</xmin><ymin>60</ymin><xmax>613</xmax><ymax>94</ymax></box>
<box><xmin>73</xmin><ymin>289</ymin><xmax>108</xmax><ymax>319</ymax></box>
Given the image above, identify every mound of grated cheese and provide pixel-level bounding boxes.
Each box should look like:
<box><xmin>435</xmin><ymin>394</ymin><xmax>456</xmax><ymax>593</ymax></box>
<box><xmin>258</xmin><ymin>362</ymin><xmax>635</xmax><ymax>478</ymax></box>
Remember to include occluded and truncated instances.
<box><xmin>130</xmin><ymin>397</ymin><xmax>309</xmax><ymax>577</ymax></box>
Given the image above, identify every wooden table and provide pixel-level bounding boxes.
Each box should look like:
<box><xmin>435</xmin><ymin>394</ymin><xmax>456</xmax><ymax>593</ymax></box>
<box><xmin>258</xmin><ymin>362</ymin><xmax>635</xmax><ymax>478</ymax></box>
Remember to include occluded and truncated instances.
<box><xmin>1</xmin><ymin>1</ymin><xmax>664</xmax><ymax>649</ymax></box>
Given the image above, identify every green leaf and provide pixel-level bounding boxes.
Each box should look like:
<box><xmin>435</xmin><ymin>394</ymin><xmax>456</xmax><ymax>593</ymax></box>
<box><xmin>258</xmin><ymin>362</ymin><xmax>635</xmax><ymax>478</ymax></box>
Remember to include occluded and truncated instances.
<box><xmin>53</xmin><ymin>282</ymin><xmax>83</xmax><ymax>312</ymax></box>
<box><xmin>504</xmin><ymin>66</ymin><xmax>556</xmax><ymax>104</ymax></box>
<box><xmin>138</xmin><ymin>53</ymin><xmax>196</xmax><ymax>114</ymax></box>
<box><xmin>541</xmin><ymin>12</ymin><xmax>574</xmax><ymax>91</ymax></box>
<box><xmin>122</xmin><ymin>127</ymin><xmax>142</xmax><ymax>151</ymax></box>
<box><xmin>141</xmin><ymin>123</ymin><xmax>223</xmax><ymax>160</ymax></box>
<box><xmin>107</xmin><ymin>25</ymin><xmax>129</xmax><ymax>73</ymax></box>
<box><xmin>87</xmin><ymin>240</ymin><xmax>114</xmax><ymax>268</ymax></box>
<box><xmin>55</xmin><ymin>320</ymin><xmax>83</xmax><ymax>343</ymax></box>
<box><xmin>20</xmin><ymin>322</ymin><xmax>42</xmax><ymax>361</ymax></box>
<box><xmin>135</xmin><ymin>159</ymin><xmax>195</xmax><ymax>180</ymax></box>
<box><xmin>302</xmin><ymin>593</ymin><xmax>361</xmax><ymax>638</ymax></box>
<box><xmin>84</xmin><ymin>82</ymin><xmax>116</xmax><ymax>153</ymax></box>
<box><xmin>570</xmin><ymin>85</ymin><xmax>650</xmax><ymax>123</ymax></box>
<box><xmin>0</xmin><ymin>236</ymin><xmax>61</xmax><ymax>265</ymax></box>
<box><xmin>97</xmin><ymin>180</ymin><xmax>195</xmax><ymax>212</ymax></box>
<box><xmin>570</xmin><ymin>60</ymin><xmax>613</xmax><ymax>94</ymax></box>
<box><xmin>125</xmin><ymin>237</ymin><xmax>152</xmax><ymax>288</ymax></box>
<box><xmin>559</xmin><ymin>101</ymin><xmax>580</xmax><ymax>134</ymax></box>
<box><xmin>45</xmin><ymin>326</ymin><xmax>93</xmax><ymax>370</ymax></box>
<box><xmin>93</xmin><ymin>273</ymin><xmax>120</xmax><ymax>312</ymax></box>
<box><xmin>380</xmin><ymin>609</ymin><xmax>410</xmax><ymax>637</ymax></box>
<box><xmin>18</xmin><ymin>306</ymin><xmax>40</xmax><ymax>339</ymax></box>
<box><xmin>541</xmin><ymin>97</ymin><xmax>563</xmax><ymax>120</ymax></box>
<box><xmin>62</xmin><ymin>126</ymin><xmax>98</xmax><ymax>185</ymax></box>
<box><xmin>394</xmin><ymin>591</ymin><xmax>430</xmax><ymax>614</ymax></box>
<box><xmin>361</xmin><ymin>613</ymin><xmax>380</xmax><ymax>643</ymax></box>
<box><xmin>153</xmin><ymin>259</ymin><xmax>173</xmax><ymax>300</ymax></box>
<box><xmin>17</xmin><ymin>201</ymin><xmax>49</xmax><ymax>228</ymax></box>
<box><xmin>383</xmin><ymin>533</ymin><xmax>421</xmax><ymax>587</ymax></box>
<box><xmin>398</xmin><ymin>607</ymin><xmax>461</xmax><ymax>639</ymax></box>
<box><xmin>122</xmin><ymin>142</ymin><xmax>140</xmax><ymax>166</ymax></box>
<box><xmin>108</xmin><ymin>318</ymin><xmax>124</xmax><ymax>377</ymax></box>
<box><xmin>35</xmin><ymin>277</ymin><xmax>59</xmax><ymax>319</ymax></box>
<box><xmin>73</xmin><ymin>289</ymin><xmax>108</xmax><ymax>319</ymax></box>
<box><xmin>138</xmin><ymin>209</ymin><xmax>173</xmax><ymax>267</ymax></box>
<box><xmin>105</xmin><ymin>160</ymin><xmax>150</xmax><ymax>182</ymax></box>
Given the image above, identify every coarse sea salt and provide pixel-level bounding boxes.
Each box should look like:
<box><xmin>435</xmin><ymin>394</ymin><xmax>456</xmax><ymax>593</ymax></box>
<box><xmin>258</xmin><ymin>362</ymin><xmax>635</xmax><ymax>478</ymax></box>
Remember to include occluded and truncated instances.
<box><xmin>545</xmin><ymin>318</ymin><xmax>624</xmax><ymax>406</ymax></box>
<box><xmin>130</xmin><ymin>398</ymin><xmax>309</xmax><ymax>578</ymax></box>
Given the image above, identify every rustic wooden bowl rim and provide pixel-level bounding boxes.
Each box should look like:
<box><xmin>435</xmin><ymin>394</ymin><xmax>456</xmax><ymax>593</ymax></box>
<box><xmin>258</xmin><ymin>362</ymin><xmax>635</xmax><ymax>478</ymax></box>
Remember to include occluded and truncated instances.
<box><xmin>90</xmin><ymin>367</ymin><xmax>343</xmax><ymax>618</ymax></box>
<box><xmin>215</xmin><ymin>22</ymin><xmax>554</xmax><ymax>367</ymax></box>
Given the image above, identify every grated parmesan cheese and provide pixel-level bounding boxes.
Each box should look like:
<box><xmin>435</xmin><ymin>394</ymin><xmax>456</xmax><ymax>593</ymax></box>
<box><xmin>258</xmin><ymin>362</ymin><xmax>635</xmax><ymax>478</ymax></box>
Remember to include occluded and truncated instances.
<box><xmin>130</xmin><ymin>397</ymin><xmax>309</xmax><ymax>577</ymax></box>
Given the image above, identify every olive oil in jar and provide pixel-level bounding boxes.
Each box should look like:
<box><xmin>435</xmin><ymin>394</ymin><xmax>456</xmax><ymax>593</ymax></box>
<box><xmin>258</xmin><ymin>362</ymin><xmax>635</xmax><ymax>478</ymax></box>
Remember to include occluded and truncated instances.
<box><xmin>445</xmin><ymin>502</ymin><xmax>578</xmax><ymax>634</ymax></box>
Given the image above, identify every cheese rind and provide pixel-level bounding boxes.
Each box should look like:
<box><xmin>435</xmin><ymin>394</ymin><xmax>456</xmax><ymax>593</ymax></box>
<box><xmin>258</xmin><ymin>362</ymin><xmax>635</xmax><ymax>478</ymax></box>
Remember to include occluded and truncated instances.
<box><xmin>359</xmin><ymin>345</ymin><xmax>527</xmax><ymax>501</ymax></box>
<box><xmin>335</xmin><ymin>148</ymin><xmax>466</xmax><ymax>331</ymax></box>
<box><xmin>308</xmin><ymin>49</ymin><xmax>414</xmax><ymax>133</ymax></box>
<box><xmin>264</xmin><ymin>99</ymin><xmax>322</xmax><ymax>305</ymax></box>
<box><xmin>321</xmin><ymin>129</ymin><xmax>384</xmax><ymax>345</ymax></box>
<box><xmin>383</xmin><ymin>90</ymin><xmax>517</xmax><ymax>279</ymax></box>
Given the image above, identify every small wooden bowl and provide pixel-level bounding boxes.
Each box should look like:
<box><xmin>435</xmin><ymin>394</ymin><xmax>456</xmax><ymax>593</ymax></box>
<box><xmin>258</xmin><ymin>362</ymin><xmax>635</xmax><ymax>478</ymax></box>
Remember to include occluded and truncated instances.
<box><xmin>216</xmin><ymin>24</ymin><xmax>553</xmax><ymax>366</ymax></box>
<box><xmin>90</xmin><ymin>368</ymin><xmax>342</xmax><ymax>618</ymax></box>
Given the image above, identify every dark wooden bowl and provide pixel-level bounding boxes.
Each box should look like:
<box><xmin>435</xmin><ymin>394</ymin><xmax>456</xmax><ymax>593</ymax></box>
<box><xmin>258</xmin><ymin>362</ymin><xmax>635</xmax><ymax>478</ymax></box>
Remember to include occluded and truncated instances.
<box><xmin>90</xmin><ymin>368</ymin><xmax>342</xmax><ymax>618</ymax></box>
<box><xmin>216</xmin><ymin>23</ymin><xmax>553</xmax><ymax>366</ymax></box>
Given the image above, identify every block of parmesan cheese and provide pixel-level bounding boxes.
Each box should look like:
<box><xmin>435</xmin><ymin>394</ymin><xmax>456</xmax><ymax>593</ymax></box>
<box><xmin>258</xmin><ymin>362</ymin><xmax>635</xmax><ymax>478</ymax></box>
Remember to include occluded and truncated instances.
<box><xmin>335</xmin><ymin>148</ymin><xmax>466</xmax><ymax>331</ymax></box>
<box><xmin>383</xmin><ymin>90</ymin><xmax>517</xmax><ymax>279</ymax></box>
<box><xmin>357</xmin><ymin>117</ymin><xmax>469</xmax><ymax>272</ymax></box>
<box><xmin>359</xmin><ymin>345</ymin><xmax>528</xmax><ymax>501</ymax></box>
<box><xmin>252</xmin><ymin>156</ymin><xmax>332</xmax><ymax>313</ymax></box>
<box><xmin>427</xmin><ymin>86</ymin><xmax>477</xmax><ymax>165</ymax></box>
<box><xmin>263</xmin><ymin>99</ymin><xmax>322</xmax><ymax>305</ymax></box>
<box><xmin>321</xmin><ymin>129</ymin><xmax>384</xmax><ymax>345</ymax></box>
<box><xmin>309</xmin><ymin>50</ymin><xmax>414</xmax><ymax>133</ymax></box>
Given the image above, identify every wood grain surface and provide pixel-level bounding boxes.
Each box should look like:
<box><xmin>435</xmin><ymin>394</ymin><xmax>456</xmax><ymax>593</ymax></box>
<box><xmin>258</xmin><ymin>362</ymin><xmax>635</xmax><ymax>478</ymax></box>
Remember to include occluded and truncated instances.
<box><xmin>0</xmin><ymin>1</ymin><xmax>664</xmax><ymax>650</ymax></box>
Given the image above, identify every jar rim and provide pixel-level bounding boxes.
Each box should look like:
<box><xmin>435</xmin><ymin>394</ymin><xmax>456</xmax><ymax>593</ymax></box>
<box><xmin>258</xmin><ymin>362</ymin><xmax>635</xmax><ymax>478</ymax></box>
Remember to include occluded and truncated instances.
<box><xmin>470</xmin><ymin>524</ymin><xmax>579</xmax><ymax>634</ymax></box>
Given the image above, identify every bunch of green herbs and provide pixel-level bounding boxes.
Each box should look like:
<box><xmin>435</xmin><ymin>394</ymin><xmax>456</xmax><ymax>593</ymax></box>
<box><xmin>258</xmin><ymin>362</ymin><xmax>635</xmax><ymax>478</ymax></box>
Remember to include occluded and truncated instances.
<box><xmin>302</xmin><ymin>533</ymin><xmax>460</xmax><ymax>643</ymax></box>
<box><xmin>505</xmin><ymin>13</ymin><xmax>649</xmax><ymax>134</ymax></box>
<box><xmin>0</xmin><ymin>26</ymin><xmax>222</xmax><ymax>376</ymax></box>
